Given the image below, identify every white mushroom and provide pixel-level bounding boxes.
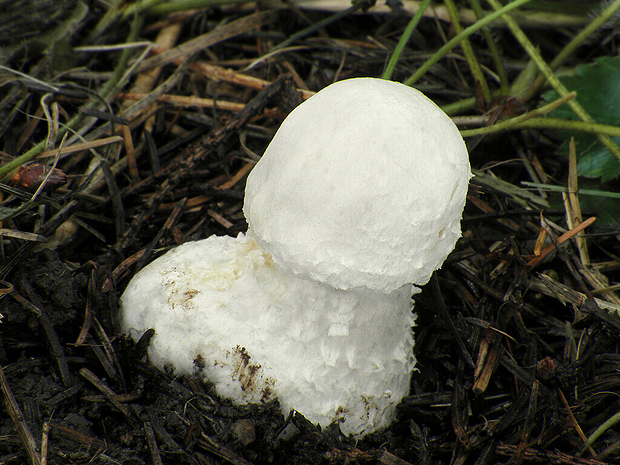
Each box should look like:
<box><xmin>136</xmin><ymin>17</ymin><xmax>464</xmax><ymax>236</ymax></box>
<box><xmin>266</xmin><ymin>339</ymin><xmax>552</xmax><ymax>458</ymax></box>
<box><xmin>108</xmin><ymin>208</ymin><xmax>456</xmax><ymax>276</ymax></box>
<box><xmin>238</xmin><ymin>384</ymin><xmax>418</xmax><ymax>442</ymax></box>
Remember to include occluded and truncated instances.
<box><xmin>121</xmin><ymin>77</ymin><xmax>471</xmax><ymax>437</ymax></box>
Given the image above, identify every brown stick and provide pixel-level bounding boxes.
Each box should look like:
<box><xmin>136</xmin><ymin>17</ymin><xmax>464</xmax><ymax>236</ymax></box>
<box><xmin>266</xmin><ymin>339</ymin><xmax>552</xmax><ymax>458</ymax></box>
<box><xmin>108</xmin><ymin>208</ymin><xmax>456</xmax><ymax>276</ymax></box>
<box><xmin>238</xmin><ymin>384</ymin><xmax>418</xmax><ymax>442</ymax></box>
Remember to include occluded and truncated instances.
<box><xmin>0</xmin><ymin>364</ymin><xmax>41</xmax><ymax>465</ymax></box>
<box><xmin>528</xmin><ymin>217</ymin><xmax>596</xmax><ymax>268</ymax></box>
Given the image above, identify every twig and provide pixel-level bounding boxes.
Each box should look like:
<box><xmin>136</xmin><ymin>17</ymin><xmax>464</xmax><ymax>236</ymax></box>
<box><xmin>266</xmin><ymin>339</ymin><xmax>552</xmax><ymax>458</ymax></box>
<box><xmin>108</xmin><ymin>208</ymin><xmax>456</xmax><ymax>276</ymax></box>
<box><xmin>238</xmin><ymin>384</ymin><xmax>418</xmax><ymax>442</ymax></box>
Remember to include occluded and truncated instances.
<box><xmin>564</xmin><ymin>138</ymin><xmax>589</xmax><ymax>266</ymax></box>
<box><xmin>452</xmin><ymin>361</ymin><xmax>471</xmax><ymax>447</ymax></box>
<box><xmin>75</xmin><ymin>269</ymin><xmax>96</xmax><ymax>346</ymax></box>
<box><xmin>79</xmin><ymin>368</ymin><xmax>138</xmax><ymax>427</ymax></box>
<box><xmin>118</xmin><ymin>92</ymin><xmax>283</xmax><ymax>117</ymax></box>
<box><xmin>497</xmin><ymin>443</ymin><xmax>608</xmax><ymax>464</ymax></box>
<box><xmin>136</xmin><ymin>11</ymin><xmax>276</xmax><ymax>73</ymax></box>
<box><xmin>0</xmin><ymin>230</ymin><xmax>47</xmax><ymax>242</ymax></box>
<box><xmin>558</xmin><ymin>389</ymin><xmax>595</xmax><ymax>456</ymax></box>
<box><xmin>472</xmin><ymin>169</ymin><xmax>549</xmax><ymax>208</ymax></box>
<box><xmin>40</xmin><ymin>422</ymin><xmax>49</xmax><ymax>465</ymax></box>
<box><xmin>0</xmin><ymin>364</ymin><xmax>41</xmax><ymax>465</ymax></box>
<box><xmin>529</xmin><ymin>273</ymin><xmax>620</xmax><ymax>321</ymax></box>
<box><xmin>527</xmin><ymin>217</ymin><xmax>596</xmax><ymax>269</ymax></box>
<box><xmin>48</xmin><ymin>422</ymin><xmax>106</xmax><ymax>452</ymax></box>
<box><xmin>93</xmin><ymin>318</ymin><xmax>125</xmax><ymax>389</ymax></box>
<box><xmin>474</xmin><ymin>116</ymin><xmax>620</xmax><ymax>139</ymax></box>
<box><xmin>198</xmin><ymin>433</ymin><xmax>254</xmax><ymax>465</ymax></box>
<box><xmin>102</xmin><ymin>249</ymin><xmax>147</xmax><ymax>292</ymax></box>
<box><xmin>144</xmin><ymin>422</ymin><xmax>163</xmax><ymax>465</ymax></box>
<box><xmin>516</xmin><ymin>380</ymin><xmax>539</xmax><ymax>464</ymax></box>
<box><xmin>192</xmin><ymin>61</ymin><xmax>315</xmax><ymax>100</ymax></box>
<box><xmin>460</xmin><ymin>91</ymin><xmax>576</xmax><ymax>138</ymax></box>
<box><xmin>33</xmin><ymin>136</ymin><xmax>123</xmax><ymax>160</ymax></box>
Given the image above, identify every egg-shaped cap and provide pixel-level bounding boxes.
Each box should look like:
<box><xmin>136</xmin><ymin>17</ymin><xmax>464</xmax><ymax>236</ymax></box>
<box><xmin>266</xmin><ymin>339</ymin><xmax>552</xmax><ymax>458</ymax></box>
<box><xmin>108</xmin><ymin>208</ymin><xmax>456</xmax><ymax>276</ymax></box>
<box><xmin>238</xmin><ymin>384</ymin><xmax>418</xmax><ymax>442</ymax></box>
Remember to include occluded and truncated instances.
<box><xmin>243</xmin><ymin>78</ymin><xmax>471</xmax><ymax>292</ymax></box>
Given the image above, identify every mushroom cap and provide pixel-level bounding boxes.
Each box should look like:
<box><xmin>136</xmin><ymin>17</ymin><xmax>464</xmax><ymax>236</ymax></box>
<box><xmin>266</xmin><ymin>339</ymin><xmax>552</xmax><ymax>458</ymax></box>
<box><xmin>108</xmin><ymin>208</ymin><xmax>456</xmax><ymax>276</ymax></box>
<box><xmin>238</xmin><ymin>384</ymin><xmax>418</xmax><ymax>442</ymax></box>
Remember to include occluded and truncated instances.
<box><xmin>244</xmin><ymin>78</ymin><xmax>471</xmax><ymax>292</ymax></box>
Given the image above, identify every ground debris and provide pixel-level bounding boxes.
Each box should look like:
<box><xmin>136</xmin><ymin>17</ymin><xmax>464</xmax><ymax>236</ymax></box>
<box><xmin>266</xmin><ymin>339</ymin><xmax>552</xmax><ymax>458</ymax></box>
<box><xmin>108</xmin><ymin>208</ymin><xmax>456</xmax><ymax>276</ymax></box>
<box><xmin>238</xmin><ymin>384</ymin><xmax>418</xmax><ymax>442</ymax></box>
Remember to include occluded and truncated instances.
<box><xmin>1</xmin><ymin>1</ymin><xmax>620</xmax><ymax>464</ymax></box>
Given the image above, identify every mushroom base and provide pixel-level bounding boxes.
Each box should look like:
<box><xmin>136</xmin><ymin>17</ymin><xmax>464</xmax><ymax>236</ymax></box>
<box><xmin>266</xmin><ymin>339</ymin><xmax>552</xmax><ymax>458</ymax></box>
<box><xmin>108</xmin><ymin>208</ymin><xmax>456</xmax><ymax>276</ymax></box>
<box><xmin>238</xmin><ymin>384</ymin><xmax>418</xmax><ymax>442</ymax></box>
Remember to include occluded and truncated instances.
<box><xmin>121</xmin><ymin>234</ymin><xmax>417</xmax><ymax>437</ymax></box>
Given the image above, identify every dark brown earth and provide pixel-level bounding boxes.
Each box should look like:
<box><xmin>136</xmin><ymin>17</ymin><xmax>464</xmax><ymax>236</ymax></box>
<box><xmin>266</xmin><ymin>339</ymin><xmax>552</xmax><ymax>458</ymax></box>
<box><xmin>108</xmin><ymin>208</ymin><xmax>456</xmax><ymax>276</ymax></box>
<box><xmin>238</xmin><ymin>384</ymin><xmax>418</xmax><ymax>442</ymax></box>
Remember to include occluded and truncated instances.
<box><xmin>1</xmin><ymin>1</ymin><xmax>620</xmax><ymax>464</ymax></box>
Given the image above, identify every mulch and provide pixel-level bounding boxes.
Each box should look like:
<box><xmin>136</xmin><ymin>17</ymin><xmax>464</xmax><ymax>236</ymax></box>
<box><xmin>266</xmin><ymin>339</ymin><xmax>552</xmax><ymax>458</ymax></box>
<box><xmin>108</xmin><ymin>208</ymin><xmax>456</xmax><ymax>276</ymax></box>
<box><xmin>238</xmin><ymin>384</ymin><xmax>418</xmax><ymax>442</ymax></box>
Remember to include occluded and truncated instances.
<box><xmin>1</xmin><ymin>1</ymin><xmax>620</xmax><ymax>464</ymax></box>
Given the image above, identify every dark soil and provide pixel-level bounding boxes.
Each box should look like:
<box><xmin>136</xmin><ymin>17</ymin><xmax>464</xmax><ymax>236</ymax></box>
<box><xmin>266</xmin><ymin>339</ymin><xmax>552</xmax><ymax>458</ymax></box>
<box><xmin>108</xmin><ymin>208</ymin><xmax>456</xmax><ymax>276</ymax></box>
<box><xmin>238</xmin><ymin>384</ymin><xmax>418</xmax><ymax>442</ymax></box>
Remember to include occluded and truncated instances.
<box><xmin>1</xmin><ymin>1</ymin><xmax>620</xmax><ymax>464</ymax></box>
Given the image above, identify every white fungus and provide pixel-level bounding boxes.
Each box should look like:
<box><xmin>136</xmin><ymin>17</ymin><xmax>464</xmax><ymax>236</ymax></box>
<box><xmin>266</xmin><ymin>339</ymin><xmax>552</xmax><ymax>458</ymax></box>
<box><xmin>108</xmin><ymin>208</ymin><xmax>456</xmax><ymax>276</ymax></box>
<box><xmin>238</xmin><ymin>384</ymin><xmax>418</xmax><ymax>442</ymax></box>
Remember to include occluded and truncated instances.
<box><xmin>121</xmin><ymin>77</ymin><xmax>471</xmax><ymax>437</ymax></box>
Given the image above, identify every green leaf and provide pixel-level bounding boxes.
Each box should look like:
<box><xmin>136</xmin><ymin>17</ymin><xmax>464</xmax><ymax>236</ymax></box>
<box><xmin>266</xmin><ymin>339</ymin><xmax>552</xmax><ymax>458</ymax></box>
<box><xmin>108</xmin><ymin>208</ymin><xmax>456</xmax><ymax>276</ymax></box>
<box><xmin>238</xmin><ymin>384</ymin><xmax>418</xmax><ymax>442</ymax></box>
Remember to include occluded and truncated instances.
<box><xmin>542</xmin><ymin>55</ymin><xmax>620</xmax><ymax>181</ymax></box>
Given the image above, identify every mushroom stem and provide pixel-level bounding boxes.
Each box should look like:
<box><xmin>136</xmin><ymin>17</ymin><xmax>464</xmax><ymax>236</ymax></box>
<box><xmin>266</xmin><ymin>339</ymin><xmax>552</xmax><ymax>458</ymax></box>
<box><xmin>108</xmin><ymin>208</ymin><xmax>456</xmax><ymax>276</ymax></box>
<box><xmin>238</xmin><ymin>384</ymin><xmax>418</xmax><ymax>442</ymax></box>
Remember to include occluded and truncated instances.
<box><xmin>122</xmin><ymin>233</ymin><xmax>416</xmax><ymax>436</ymax></box>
